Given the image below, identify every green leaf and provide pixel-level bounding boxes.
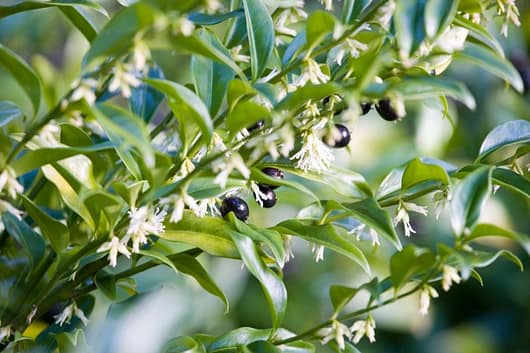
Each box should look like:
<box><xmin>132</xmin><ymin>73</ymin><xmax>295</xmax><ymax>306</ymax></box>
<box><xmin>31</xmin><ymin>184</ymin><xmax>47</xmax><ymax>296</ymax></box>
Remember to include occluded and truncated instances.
<box><xmin>90</xmin><ymin>103</ymin><xmax>155</xmax><ymax>176</ymax></box>
<box><xmin>94</xmin><ymin>271</ymin><xmax>116</xmax><ymax>300</ymax></box>
<box><xmin>84</xmin><ymin>2</ymin><xmax>155</xmax><ymax>67</ymax></box>
<box><xmin>0</xmin><ymin>43</ymin><xmax>42</xmax><ymax>116</ymax></box>
<box><xmin>139</xmin><ymin>249</ymin><xmax>180</xmax><ymax>274</ymax></box>
<box><xmin>226</xmin><ymin>79</ymin><xmax>258</xmax><ymax>109</ymax></box>
<box><xmin>41</xmin><ymin>164</ymin><xmax>96</xmax><ymax>230</ymax></box>
<box><xmin>276</xmin><ymin>83</ymin><xmax>340</xmax><ymax>112</ymax></box>
<box><xmin>459</xmin><ymin>249</ymin><xmax>523</xmax><ymax>273</ymax></box>
<box><xmin>188</xmin><ymin>9</ymin><xmax>244</xmax><ymax>25</ymax></box>
<box><xmin>342</xmin><ymin>0</ymin><xmax>372</xmax><ymax>24</ymax></box>
<box><xmin>170</xmin><ymin>253</ymin><xmax>229</xmax><ymax>310</ymax></box>
<box><xmin>207</xmin><ymin>327</ymin><xmax>271</xmax><ymax>352</ymax></box>
<box><xmin>145</xmin><ymin>78</ymin><xmax>213</xmax><ymax>146</ymax></box>
<box><xmin>329</xmin><ymin>285</ymin><xmax>361</xmax><ymax>313</ymax></box>
<box><xmin>391</xmin><ymin>76</ymin><xmax>476</xmax><ymax>110</ymax></box>
<box><xmin>130</xmin><ymin>65</ymin><xmax>165</xmax><ymax>122</ymax></box>
<box><xmin>330</xmin><ymin>198</ymin><xmax>402</xmax><ymax>250</ymax></box>
<box><xmin>0</xmin><ymin>101</ymin><xmax>23</xmax><ymax>128</ymax></box>
<box><xmin>192</xmin><ymin>30</ymin><xmax>235</xmax><ymax>117</ymax></box>
<box><xmin>401</xmin><ymin>158</ymin><xmax>449</xmax><ymax>191</ymax></box>
<box><xmin>492</xmin><ymin>167</ymin><xmax>530</xmax><ymax>198</ymax></box>
<box><xmin>450</xmin><ymin>166</ymin><xmax>492</xmax><ymax>236</ymax></box>
<box><xmin>59</xmin><ymin>5</ymin><xmax>99</xmax><ymax>43</ymax></box>
<box><xmin>0</xmin><ymin>0</ymin><xmax>107</xmax><ymax>19</ymax></box>
<box><xmin>424</xmin><ymin>0</ymin><xmax>458</xmax><ymax>38</ymax></box>
<box><xmin>21</xmin><ymin>195</ymin><xmax>69</xmax><ymax>253</ymax></box>
<box><xmin>277</xmin><ymin>340</ymin><xmax>315</xmax><ymax>353</ymax></box>
<box><xmin>163</xmin><ymin>336</ymin><xmax>206</xmax><ymax>353</ymax></box>
<box><xmin>229</xmin><ymin>213</ymin><xmax>285</xmax><ymax>267</ymax></box>
<box><xmin>390</xmin><ymin>244</ymin><xmax>435</xmax><ymax>291</ymax></box>
<box><xmin>226</xmin><ymin>100</ymin><xmax>270</xmax><ymax>133</ymax></box>
<box><xmin>476</xmin><ymin>120</ymin><xmax>530</xmax><ymax>161</ymax></box>
<box><xmin>453</xmin><ymin>15</ymin><xmax>504</xmax><ymax>56</ymax></box>
<box><xmin>2</xmin><ymin>212</ymin><xmax>46</xmax><ymax>268</ymax></box>
<box><xmin>12</xmin><ymin>142</ymin><xmax>115</xmax><ymax>176</ymax></box>
<box><xmin>454</xmin><ymin>42</ymin><xmax>524</xmax><ymax>93</ymax></box>
<box><xmin>305</xmin><ymin>10</ymin><xmax>335</xmax><ymax>49</ymax></box>
<box><xmin>273</xmin><ymin>219</ymin><xmax>370</xmax><ymax>274</ymax></box>
<box><xmin>242</xmin><ymin>0</ymin><xmax>274</xmax><ymax>80</ymax></box>
<box><xmin>160</xmin><ymin>211</ymin><xmax>239</xmax><ymax>258</ymax></box>
<box><xmin>244</xmin><ymin>341</ymin><xmax>281</xmax><ymax>353</ymax></box>
<box><xmin>466</xmin><ymin>223</ymin><xmax>530</xmax><ymax>256</ymax></box>
<box><xmin>228</xmin><ymin>231</ymin><xmax>287</xmax><ymax>330</ymax></box>
<box><xmin>394</xmin><ymin>0</ymin><xmax>426</xmax><ymax>58</ymax></box>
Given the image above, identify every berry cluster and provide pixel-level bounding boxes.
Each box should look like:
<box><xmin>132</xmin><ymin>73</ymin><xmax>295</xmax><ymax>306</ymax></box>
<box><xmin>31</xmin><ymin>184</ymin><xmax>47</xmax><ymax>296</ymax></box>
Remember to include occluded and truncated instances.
<box><xmin>360</xmin><ymin>99</ymin><xmax>402</xmax><ymax>121</ymax></box>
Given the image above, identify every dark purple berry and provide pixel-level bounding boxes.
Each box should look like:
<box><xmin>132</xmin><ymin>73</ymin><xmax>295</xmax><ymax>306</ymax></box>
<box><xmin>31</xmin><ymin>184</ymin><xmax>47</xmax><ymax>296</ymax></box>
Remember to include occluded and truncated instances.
<box><xmin>259</xmin><ymin>167</ymin><xmax>284</xmax><ymax>190</ymax></box>
<box><xmin>220</xmin><ymin>197</ymin><xmax>249</xmax><ymax>221</ymax></box>
<box><xmin>254</xmin><ymin>185</ymin><xmax>277</xmax><ymax>208</ymax></box>
<box><xmin>430</xmin><ymin>69</ymin><xmax>436</xmax><ymax>76</ymax></box>
<box><xmin>375</xmin><ymin>98</ymin><xmax>400</xmax><ymax>121</ymax></box>
<box><xmin>361</xmin><ymin>102</ymin><xmax>372</xmax><ymax>115</ymax></box>
<box><xmin>247</xmin><ymin>119</ymin><xmax>265</xmax><ymax>132</ymax></box>
<box><xmin>325</xmin><ymin>123</ymin><xmax>351</xmax><ymax>148</ymax></box>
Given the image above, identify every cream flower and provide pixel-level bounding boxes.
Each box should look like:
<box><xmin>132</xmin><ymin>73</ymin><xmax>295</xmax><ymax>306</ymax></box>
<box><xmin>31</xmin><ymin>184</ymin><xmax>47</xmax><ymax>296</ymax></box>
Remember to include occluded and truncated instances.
<box><xmin>125</xmin><ymin>206</ymin><xmax>166</xmax><ymax>253</ymax></box>
<box><xmin>442</xmin><ymin>265</ymin><xmax>461</xmax><ymax>291</ymax></box>
<box><xmin>311</xmin><ymin>244</ymin><xmax>325</xmax><ymax>262</ymax></box>
<box><xmin>108</xmin><ymin>64</ymin><xmax>141</xmax><ymax>98</ymax></box>
<box><xmin>70</xmin><ymin>78</ymin><xmax>98</xmax><ymax>105</ymax></box>
<box><xmin>320</xmin><ymin>320</ymin><xmax>352</xmax><ymax>350</ymax></box>
<box><xmin>0</xmin><ymin>325</ymin><xmax>12</xmax><ymax>343</ymax></box>
<box><xmin>0</xmin><ymin>200</ymin><xmax>23</xmax><ymax>233</ymax></box>
<box><xmin>393</xmin><ymin>201</ymin><xmax>428</xmax><ymax>237</ymax></box>
<box><xmin>292</xmin><ymin>58</ymin><xmax>329</xmax><ymax>87</ymax></box>
<box><xmin>97</xmin><ymin>236</ymin><xmax>131</xmax><ymax>267</ymax></box>
<box><xmin>419</xmin><ymin>285</ymin><xmax>439</xmax><ymax>316</ymax></box>
<box><xmin>54</xmin><ymin>302</ymin><xmax>89</xmax><ymax>326</ymax></box>
<box><xmin>290</xmin><ymin>129</ymin><xmax>335</xmax><ymax>173</ymax></box>
<box><xmin>0</xmin><ymin>167</ymin><xmax>23</xmax><ymax>199</ymax></box>
<box><xmin>350</xmin><ymin>315</ymin><xmax>376</xmax><ymax>344</ymax></box>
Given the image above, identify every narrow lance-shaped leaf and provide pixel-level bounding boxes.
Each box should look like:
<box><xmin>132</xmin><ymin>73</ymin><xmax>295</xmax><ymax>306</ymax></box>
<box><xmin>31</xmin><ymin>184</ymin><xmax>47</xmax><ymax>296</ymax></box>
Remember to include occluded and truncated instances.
<box><xmin>0</xmin><ymin>101</ymin><xmax>23</xmax><ymax>128</ymax></box>
<box><xmin>242</xmin><ymin>0</ymin><xmax>274</xmax><ymax>80</ymax></box>
<box><xmin>476</xmin><ymin>119</ymin><xmax>530</xmax><ymax>161</ymax></box>
<box><xmin>228</xmin><ymin>230</ymin><xmax>287</xmax><ymax>331</ymax></box>
<box><xmin>0</xmin><ymin>44</ymin><xmax>42</xmax><ymax>116</ymax></box>
<box><xmin>2</xmin><ymin>213</ymin><xmax>46</xmax><ymax>268</ymax></box>
<box><xmin>424</xmin><ymin>0</ymin><xmax>458</xmax><ymax>38</ymax></box>
<box><xmin>401</xmin><ymin>158</ymin><xmax>449</xmax><ymax>191</ymax></box>
<box><xmin>390</xmin><ymin>245</ymin><xmax>435</xmax><ymax>291</ymax></box>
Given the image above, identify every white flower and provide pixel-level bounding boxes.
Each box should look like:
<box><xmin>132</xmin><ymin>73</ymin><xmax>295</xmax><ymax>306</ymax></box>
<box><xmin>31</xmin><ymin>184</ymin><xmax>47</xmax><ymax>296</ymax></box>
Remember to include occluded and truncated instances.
<box><xmin>290</xmin><ymin>129</ymin><xmax>335</xmax><ymax>173</ymax></box>
<box><xmin>376</xmin><ymin>0</ymin><xmax>396</xmax><ymax>29</ymax></box>
<box><xmin>132</xmin><ymin>40</ymin><xmax>151</xmax><ymax>71</ymax></box>
<box><xmin>275</xmin><ymin>6</ymin><xmax>307</xmax><ymax>38</ymax></box>
<box><xmin>206</xmin><ymin>0</ymin><xmax>221</xmax><ymax>13</ymax></box>
<box><xmin>350</xmin><ymin>224</ymin><xmax>380</xmax><ymax>247</ymax></box>
<box><xmin>433</xmin><ymin>188</ymin><xmax>450</xmax><ymax>220</ymax></box>
<box><xmin>97</xmin><ymin>236</ymin><xmax>131</xmax><ymax>267</ymax></box>
<box><xmin>194</xmin><ymin>197</ymin><xmax>220</xmax><ymax>218</ymax></box>
<box><xmin>54</xmin><ymin>302</ymin><xmax>89</xmax><ymax>326</ymax></box>
<box><xmin>284</xmin><ymin>235</ymin><xmax>295</xmax><ymax>262</ymax></box>
<box><xmin>70</xmin><ymin>78</ymin><xmax>98</xmax><ymax>105</ymax></box>
<box><xmin>350</xmin><ymin>315</ymin><xmax>376</xmax><ymax>344</ymax></box>
<box><xmin>335</xmin><ymin>38</ymin><xmax>368</xmax><ymax>65</ymax></box>
<box><xmin>311</xmin><ymin>244</ymin><xmax>325</xmax><ymax>262</ymax></box>
<box><xmin>172</xmin><ymin>16</ymin><xmax>195</xmax><ymax>37</ymax></box>
<box><xmin>436</xmin><ymin>26</ymin><xmax>469</xmax><ymax>53</ymax></box>
<box><xmin>35</xmin><ymin>122</ymin><xmax>61</xmax><ymax>147</ymax></box>
<box><xmin>442</xmin><ymin>265</ymin><xmax>461</xmax><ymax>291</ymax></box>
<box><xmin>0</xmin><ymin>167</ymin><xmax>23</xmax><ymax>199</ymax></box>
<box><xmin>213</xmin><ymin>153</ymin><xmax>251</xmax><ymax>188</ymax></box>
<box><xmin>108</xmin><ymin>64</ymin><xmax>141</xmax><ymax>98</ymax></box>
<box><xmin>419</xmin><ymin>285</ymin><xmax>439</xmax><ymax>316</ymax></box>
<box><xmin>0</xmin><ymin>325</ymin><xmax>12</xmax><ymax>343</ymax></box>
<box><xmin>230</xmin><ymin>45</ymin><xmax>251</xmax><ymax>63</ymax></box>
<box><xmin>320</xmin><ymin>0</ymin><xmax>333</xmax><ymax>10</ymax></box>
<box><xmin>393</xmin><ymin>201</ymin><xmax>428</xmax><ymax>237</ymax></box>
<box><xmin>320</xmin><ymin>320</ymin><xmax>352</xmax><ymax>350</ymax></box>
<box><xmin>164</xmin><ymin>193</ymin><xmax>205</xmax><ymax>223</ymax></box>
<box><xmin>292</xmin><ymin>58</ymin><xmax>329</xmax><ymax>87</ymax></box>
<box><xmin>125</xmin><ymin>206</ymin><xmax>166</xmax><ymax>253</ymax></box>
<box><xmin>497</xmin><ymin>0</ymin><xmax>520</xmax><ymax>37</ymax></box>
<box><xmin>26</xmin><ymin>305</ymin><xmax>38</xmax><ymax>324</ymax></box>
<box><xmin>249</xmin><ymin>181</ymin><xmax>273</xmax><ymax>207</ymax></box>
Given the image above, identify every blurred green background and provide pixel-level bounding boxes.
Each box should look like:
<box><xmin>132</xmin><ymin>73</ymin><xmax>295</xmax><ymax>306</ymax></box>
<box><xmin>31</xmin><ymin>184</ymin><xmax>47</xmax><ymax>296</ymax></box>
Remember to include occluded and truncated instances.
<box><xmin>1</xmin><ymin>1</ymin><xmax>529</xmax><ymax>353</ymax></box>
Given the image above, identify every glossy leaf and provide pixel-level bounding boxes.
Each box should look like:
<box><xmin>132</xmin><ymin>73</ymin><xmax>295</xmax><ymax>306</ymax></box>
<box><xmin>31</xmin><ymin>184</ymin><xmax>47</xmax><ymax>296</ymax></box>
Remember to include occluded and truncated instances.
<box><xmin>192</xmin><ymin>30</ymin><xmax>235</xmax><ymax>117</ymax></box>
<box><xmin>0</xmin><ymin>101</ymin><xmax>23</xmax><ymax>127</ymax></box>
<box><xmin>0</xmin><ymin>0</ymin><xmax>106</xmax><ymax>19</ymax></box>
<box><xmin>228</xmin><ymin>231</ymin><xmax>287</xmax><ymax>330</ymax></box>
<box><xmin>453</xmin><ymin>15</ymin><xmax>504</xmax><ymax>56</ymax></box>
<box><xmin>225</xmin><ymin>100</ymin><xmax>269</xmax><ymax>133</ymax></box>
<box><xmin>466</xmin><ymin>223</ymin><xmax>530</xmax><ymax>256</ymax></box>
<box><xmin>139</xmin><ymin>249</ymin><xmax>179</xmax><ymax>274</ymax></box>
<box><xmin>401</xmin><ymin>158</ymin><xmax>449</xmax><ymax>191</ymax></box>
<box><xmin>330</xmin><ymin>198</ymin><xmax>402</xmax><ymax>250</ymax></box>
<box><xmin>163</xmin><ymin>336</ymin><xmax>205</xmax><ymax>353</ymax></box>
<box><xmin>273</xmin><ymin>219</ymin><xmax>370</xmax><ymax>274</ymax></box>
<box><xmin>450</xmin><ymin>166</ymin><xmax>492</xmax><ymax>236</ymax></box>
<box><xmin>391</xmin><ymin>77</ymin><xmax>476</xmax><ymax>110</ymax></box>
<box><xmin>21</xmin><ymin>195</ymin><xmax>69</xmax><ymax>253</ymax></box>
<box><xmin>329</xmin><ymin>285</ymin><xmax>361</xmax><ymax>313</ymax></box>
<box><xmin>130</xmin><ymin>65</ymin><xmax>165</xmax><ymax>122</ymax></box>
<box><xmin>454</xmin><ymin>42</ymin><xmax>524</xmax><ymax>93</ymax></box>
<box><xmin>394</xmin><ymin>0</ymin><xmax>426</xmax><ymax>58</ymax></box>
<box><xmin>276</xmin><ymin>83</ymin><xmax>340</xmax><ymax>112</ymax></box>
<box><xmin>242</xmin><ymin>0</ymin><xmax>274</xmax><ymax>80</ymax></box>
<box><xmin>305</xmin><ymin>11</ymin><xmax>335</xmax><ymax>49</ymax></box>
<box><xmin>145</xmin><ymin>78</ymin><xmax>213</xmax><ymax>145</ymax></box>
<box><xmin>188</xmin><ymin>9</ymin><xmax>244</xmax><ymax>25</ymax></box>
<box><xmin>170</xmin><ymin>253</ymin><xmax>229</xmax><ymax>310</ymax></box>
<box><xmin>492</xmin><ymin>167</ymin><xmax>530</xmax><ymax>198</ymax></box>
<box><xmin>424</xmin><ymin>0</ymin><xmax>458</xmax><ymax>38</ymax></box>
<box><xmin>94</xmin><ymin>272</ymin><xmax>116</xmax><ymax>300</ymax></box>
<box><xmin>476</xmin><ymin>120</ymin><xmax>530</xmax><ymax>161</ymax></box>
<box><xmin>342</xmin><ymin>0</ymin><xmax>372</xmax><ymax>24</ymax></box>
<box><xmin>59</xmin><ymin>5</ymin><xmax>99</xmax><ymax>43</ymax></box>
<box><xmin>0</xmin><ymin>43</ymin><xmax>42</xmax><ymax>116</ymax></box>
<box><xmin>244</xmin><ymin>341</ymin><xmax>281</xmax><ymax>353</ymax></box>
<box><xmin>2</xmin><ymin>213</ymin><xmax>46</xmax><ymax>268</ymax></box>
<box><xmin>207</xmin><ymin>327</ymin><xmax>271</xmax><ymax>352</ymax></box>
<box><xmin>84</xmin><ymin>2</ymin><xmax>155</xmax><ymax>67</ymax></box>
<box><xmin>160</xmin><ymin>211</ymin><xmax>239</xmax><ymax>258</ymax></box>
<box><xmin>390</xmin><ymin>245</ymin><xmax>435</xmax><ymax>291</ymax></box>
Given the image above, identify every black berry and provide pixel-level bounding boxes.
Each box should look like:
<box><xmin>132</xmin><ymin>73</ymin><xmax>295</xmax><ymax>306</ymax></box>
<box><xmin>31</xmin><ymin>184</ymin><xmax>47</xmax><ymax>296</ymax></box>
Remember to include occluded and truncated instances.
<box><xmin>325</xmin><ymin>123</ymin><xmax>351</xmax><ymax>148</ymax></box>
<box><xmin>247</xmin><ymin>119</ymin><xmax>265</xmax><ymax>132</ymax></box>
<box><xmin>259</xmin><ymin>167</ymin><xmax>284</xmax><ymax>190</ymax></box>
<box><xmin>375</xmin><ymin>98</ymin><xmax>400</xmax><ymax>121</ymax></box>
<box><xmin>360</xmin><ymin>102</ymin><xmax>372</xmax><ymax>115</ymax></box>
<box><xmin>220</xmin><ymin>197</ymin><xmax>249</xmax><ymax>221</ymax></box>
<box><xmin>254</xmin><ymin>185</ymin><xmax>277</xmax><ymax>208</ymax></box>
